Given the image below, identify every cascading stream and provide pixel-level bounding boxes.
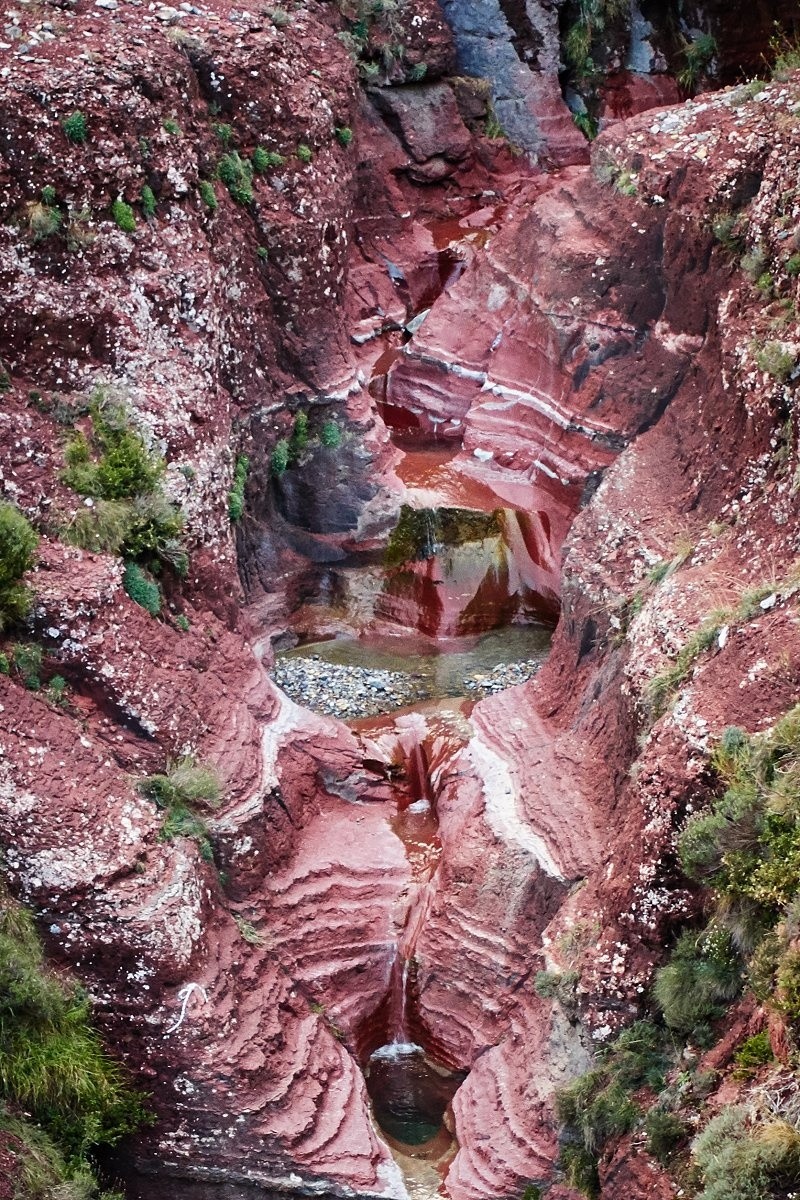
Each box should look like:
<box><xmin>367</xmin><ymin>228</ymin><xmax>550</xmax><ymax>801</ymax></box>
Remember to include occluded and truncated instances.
<box><xmin>363</xmin><ymin>721</ymin><xmax>466</xmax><ymax>1164</ymax></box>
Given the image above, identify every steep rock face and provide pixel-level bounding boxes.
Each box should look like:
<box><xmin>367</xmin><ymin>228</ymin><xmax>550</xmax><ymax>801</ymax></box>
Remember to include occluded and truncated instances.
<box><xmin>2</xmin><ymin>1</ymin><xmax>800</xmax><ymax>1195</ymax></box>
<box><xmin>0</xmin><ymin>0</ymin><xmax>409</xmax><ymax>618</ymax></box>
<box><xmin>0</xmin><ymin>540</ymin><xmax>412</xmax><ymax>1193</ymax></box>
<box><xmin>416</xmin><ymin>79</ymin><xmax>800</xmax><ymax>1196</ymax></box>
<box><xmin>438</xmin><ymin>0</ymin><xmax>587</xmax><ymax>164</ymax></box>
<box><xmin>378</xmin><ymin>146</ymin><xmax>686</xmax><ymax>603</ymax></box>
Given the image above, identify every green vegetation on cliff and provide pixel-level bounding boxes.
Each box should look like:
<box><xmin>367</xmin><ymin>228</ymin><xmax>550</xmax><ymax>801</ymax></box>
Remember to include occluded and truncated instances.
<box><xmin>0</xmin><ymin>504</ymin><xmax>38</xmax><ymax>632</ymax></box>
<box><xmin>557</xmin><ymin>707</ymin><xmax>800</xmax><ymax>1198</ymax></box>
<box><xmin>60</xmin><ymin>390</ymin><xmax>188</xmax><ymax>613</ymax></box>
<box><xmin>0</xmin><ymin>895</ymin><xmax>147</xmax><ymax>1197</ymax></box>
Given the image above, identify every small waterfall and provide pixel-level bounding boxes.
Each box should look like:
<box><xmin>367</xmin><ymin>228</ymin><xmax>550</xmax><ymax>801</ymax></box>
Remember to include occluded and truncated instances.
<box><xmin>420</xmin><ymin>508</ymin><xmax>440</xmax><ymax>559</ymax></box>
<box><xmin>372</xmin><ymin>955</ymin><xmax>420</xmax><ymax>1061</ymax></box>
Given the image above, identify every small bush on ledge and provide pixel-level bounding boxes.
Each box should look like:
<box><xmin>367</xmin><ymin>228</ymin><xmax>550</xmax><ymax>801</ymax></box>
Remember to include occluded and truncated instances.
<box><xmin>111</xmin><ymin>199</ymin><xmax>136</xmax><ymax>233</ymax></box>
<box><xmin>228</xmin><ymin>454</ymin><xmax>249</xmax><ymax>522</ymax></box>
<box><xmin>271</xmin><ymin>438</ymin><xmax>290</xmax><ymax>476</ymax></box>
<box><xmin>320</xmin><ymin>418</ymin><xmax>342</xmax><ymax>448</ymax></box>
<box><xmin>138</xmin><ymin>756</ymin><xmax>221</xmax><ymax>810</ymax></box>
<box><xmin>755</xmin><ymin>340</ymin><xmax>795</xmax><ymax>382</ymax></box>
<box><xmin>122</xmin><ymin>561</ymin><xmax>161</xmax><ymax>615</ymax></box>
<box><xmin>139</xmin><ymin>757</ymin><xmax>221</xmax><ymax>863</ymax></box>
<box><xmin>61</xmin><ymin>110</ymin><xmax>88</xmax><ymax>144</ymax></box>
<box><xmin>217</xmin><ymin>152</ymin><xmax>254</xmax><ymax>205</ymax></box>
<box><xmin>0</xmin><ymin>504</ymin><xmax>38</xmax><ymax>631</ymax></box>
<box><xmin>61</xmin><ymin>390</ymin><xmax>187</xmax><ymax>578</ymax></box>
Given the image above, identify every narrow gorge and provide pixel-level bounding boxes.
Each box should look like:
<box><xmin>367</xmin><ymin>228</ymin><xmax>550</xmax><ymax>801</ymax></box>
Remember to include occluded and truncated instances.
<box><xmin>1</xmin><ymin>2</ymin><xmax>800</xmax><ymax>1199</ymax></box>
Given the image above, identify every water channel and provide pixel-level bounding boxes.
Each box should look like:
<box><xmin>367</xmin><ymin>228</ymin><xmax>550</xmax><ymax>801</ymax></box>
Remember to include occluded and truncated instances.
<box><xmin>271</xmin><ymin>200</ymin><xmax>558</xmax><ymax>1195</ymax></box>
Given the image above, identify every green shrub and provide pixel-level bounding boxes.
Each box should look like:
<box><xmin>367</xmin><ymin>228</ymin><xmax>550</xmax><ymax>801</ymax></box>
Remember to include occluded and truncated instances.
<box><xmin>689</xmin><ymin>1107</ymin><xmax>800</xmax><ymax>1200</ymax></box>
<box><xmin>555</xmin><ymin>1020</ymin><xmax>671</xmax><ymax>1195</ymax></box>
<box><xmin>62</xmin><ymin>499</ymin><xmax>136</xmax><ymax>556</ymax></box>
<box><xmin>677</xmin><ymin>32</ymin><xmax>717</xmax><ymax>94</ymax></box>
<box><xmin>320</xmin><ymin>418</ymin><xmax>341</xmax><ymax>448</ymax></box>
<box><xmin>712</xmin><ymin>211</ymin><xmax>746</xmax><ymax>254</ymax></box>
<box><xmin>741</xmin><ymin>245</ymin><xmax>769</xmax><ymax>281</ymax></box>
<box><xmin>564</xmin><ymin>20</ymin><xmax>593</xmax><ymax>75</ymax></box>
<box><xmin>252</xmin><ymin>147</ymin><xmax>285</xmax><ymax>171</ymax></box>
<box><xmin>122</xmin><ymin>493</ymin><xmax>186</xmax><ymax>573</ymax></box>
<box><xmin>534</xmin><ymin>969</ymin><xmax>579</xmax><ymax>1007</ymax></box>
<box><xmin>786</xmin><ymin>253</ymin><xmax>800</xmax><ymax>276</ymax></box>
<box><xmin>407</xmin><ymin>61</ymin><xmax>427</xmax><ymax>81</ymax></box>
<box><xmin>601</xmin><ymin>1020</ymin><xmax>669</xmax><ymax>1091</ymax></box>
<box><xmin>228</xmin><ymin>454</ymin><xmax>249</xmax><ymax>522</ymax></box>
<box><xmin>251</xmin><ymin>146</ymin><xmax>269</xmax><ymax>172</ymax></box>
<box><xmin>297</xmin><ymin>143</ymin><xmax>313</xmax><ymax>163</ymax></box>
<box><xmin>26</xmin><ymin>200</ymin><xmax>61</xmax><ymax>242</ymax></box>
<box><xmin>199</xmin><ymin>180</ymin><xmax>218</xmax><ymax>210</ymax></box>
<box><xmin>111</xmin><ymin>200</ymin><xmax>136</xmax><ymax>233</ymax></box>
<box><xmin>680</xmin><ymin>709</ymin><xmax>800</xmax><ymax>953</ymax></box>
<box><xmin>217</xmin><ymin>152</ymin><xmax>253</xmax><ymax>205</ymax></box>
<box><xmin>212</xmin><ymin>121</ymin><xmax>234</xmax><ymax>147</ymax></box>
<box><xmin>653</xmin><ymin>928</ymin><xmax>741</xmax><ymax>1038</ymax></box>
<box><xmin>139</xmin><ymin>757</ymin><xmax>220</xmax><ymax>810</ymax></box>
<box><xmin>645</xmin><ymin>1107</ymin><xmax>689</xmax><ymax>1163</ymax></box>
<box><xmin>755</xmin><ymin>341</ymin><xmax>795</xmax><ymax>381</ymax></box>
<box><xmin>289</xmin><ymin>410</ymin><xmax>309</xmax><ymax>461</ymax></box>
<box><xmin>269</xmin><ymin>6</ymin><xmax>290</xmax><ymax>25</ymax></box>
<box><xmin>557</xmin><ymin>1072</ymin><xmax>638</xmax><ymax>1154</ymax></box>
<box><xmin>10</xmin><ymin>643</ymin><xmax>43</xmax><ymax>691</ymax></box>
<box><xmin>271</xmin><ymin>438</ymin><xmax>290</xmax><ymax>475</ymax></box>
<box><xmin>145</xmin><ymin>763</ymin><xmax>217</xmax><ymax>859</ymax></box>
<box><xmin>162</xmin><ymin>118</ymin><xmax>181</xmax><ymax>135</ymax></box>
<box><xmin>156</xmin><ymin>798</ymin><xmax>215</xmax><ymax>862</ymax></box>
<box><xmin>733</xmin><ymin>1030</ymin><xmax>773</xmax><ymax>1078</ymax></box>
<box><xmin>560</xmin><ymin>1144</ymin><xmax>599</xmax><ymax>1197</ymax></box>
<box><xmin>174</xmin><ymin>613</ymin><xmax>190</xmax><ymax>632</ymax></box>
<box><xmin>0</xmin><ymin>504</ymin><xmax>38</xmax><ymax>631</ymax></box>
<box><xmin>122</xmin><ymin>562</ymin><xmax>161</xmax><ymax>616</ymax></box>
<box><xmin>572</xmin><ymin>111</ymin><xmax>598</xmax><ymax>140</ymax></box>
<box><xmin>257</xmin><ymin>245</ymin><xmax>268</xmax><ymax>260</ymax></box>
<box><xmin>0</xmin><ymin>654</ymin><xmax>9</xmax><ymax>675</ymax></box>
<box><xmin>61</xmin><ymin>397</ymin><xmax>185</xmax><ymax>574</ymax></box>
<box><xmin>140</xmin><ymin>185</ymin><xmax>156</xmax><ymax>218</ymax></box>
<box><xmin>335</xmin><ymin>125</ymin><xmax>353</xmax><ymax>146</ymax></box>
<box><xmin>63</xmin><ymin>405</ymin><xmax>162</xmax><ymax>501</ymax></box>
<box><xmin>756</xmin><ymin>270</ymin><xmax>774</xmax><ymax>296</ymax></box>
<box><xmin>233</xmin><ymin>916</ymin><xmax>264</xmax><ymax>945</ymax></box>
<box><xmin>61</xmin><ymin>111</ymin><xmax>88</xmax><ymax>144</ymax></box>
<box><xmin>0</xmin><ymin>898</ymin><xmax>148</xmax><ymax>1169</ymax></box>
<box><xmin>46</xmin><ymin>675</ymin><xmax>68</xmax><ymax>707</ymax></box>
<box><xmin>40</xmin><ymin>185</ymin><xmax>56</xmax><ymax>206</ymax></box>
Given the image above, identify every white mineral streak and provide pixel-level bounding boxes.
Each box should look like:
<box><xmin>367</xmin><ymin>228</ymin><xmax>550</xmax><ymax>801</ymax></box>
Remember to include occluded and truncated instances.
<box><xmin>467</xmin><ymin>735</ymin><xmax>565</xmax><ymax>880</ymax></box>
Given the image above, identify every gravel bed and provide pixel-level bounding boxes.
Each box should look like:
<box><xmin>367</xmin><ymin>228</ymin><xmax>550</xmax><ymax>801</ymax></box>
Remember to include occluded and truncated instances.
<box><xmin>271</xmin><ymin>656</ymin><xmax>429</xmax><ymax>719</ymax></box>
<box><xmin>271</xmin><ymin>653</ymin><xmax>543</xmax><ymax>718</ymax></box>
<box><xmin>463</xmin><ymin>658</ymin><xmax>542</xmax><ymax>697</ymax></box>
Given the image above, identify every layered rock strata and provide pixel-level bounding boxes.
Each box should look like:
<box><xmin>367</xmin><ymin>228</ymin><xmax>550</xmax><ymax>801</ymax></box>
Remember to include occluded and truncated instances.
<box><xmin>1</xmin><ymin>2</ymin><xmax>800</xmax><ymax>1196</ymax></box>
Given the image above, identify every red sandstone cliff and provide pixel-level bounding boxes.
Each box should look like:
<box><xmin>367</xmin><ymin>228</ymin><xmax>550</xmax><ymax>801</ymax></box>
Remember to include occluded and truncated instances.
<box><xmin>1</xmin><ymin>2</ymin><xmax>799</xmax><ymax>1197</ymax></box>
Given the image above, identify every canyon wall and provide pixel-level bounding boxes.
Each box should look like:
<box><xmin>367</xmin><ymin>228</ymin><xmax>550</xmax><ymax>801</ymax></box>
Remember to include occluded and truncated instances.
<box><xmin>1</xmin><ymin>0</ymin><xmax>799</xmax><ymax>1198</ymax></box>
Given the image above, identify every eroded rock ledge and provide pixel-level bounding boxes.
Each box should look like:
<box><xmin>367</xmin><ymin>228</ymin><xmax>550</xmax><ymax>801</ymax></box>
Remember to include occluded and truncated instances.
<box><xmin>0</xmin><ymin>1</ymin><xmax>799</xmax><ymax>1196</ymax></box>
